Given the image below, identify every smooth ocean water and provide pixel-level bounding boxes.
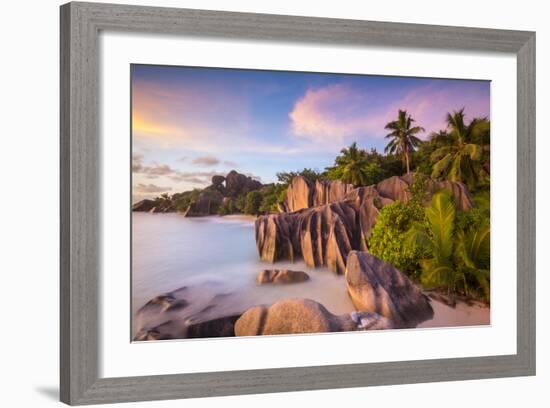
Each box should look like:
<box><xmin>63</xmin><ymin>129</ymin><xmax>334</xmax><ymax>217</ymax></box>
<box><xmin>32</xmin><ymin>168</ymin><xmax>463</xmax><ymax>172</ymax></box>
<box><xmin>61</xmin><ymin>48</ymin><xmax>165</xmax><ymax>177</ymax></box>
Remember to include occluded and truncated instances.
<box><xmin>132</xmin><ymin>212</ymin><xmax>355</xmax><ymax>319</ymax></box>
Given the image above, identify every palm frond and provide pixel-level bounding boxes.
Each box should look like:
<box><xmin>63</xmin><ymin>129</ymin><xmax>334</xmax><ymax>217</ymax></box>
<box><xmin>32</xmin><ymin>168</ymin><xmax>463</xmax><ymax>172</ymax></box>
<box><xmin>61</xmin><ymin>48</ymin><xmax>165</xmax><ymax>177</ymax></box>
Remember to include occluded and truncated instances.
<box><xmin>463</xmin><ymin>143</ymin><xmax>482</xmax><ymax>161</ymax></box>
<box><xmin>430</xmin><ymin>146</ymin><xmax>453</xmax><ymax>162</ymax></box>
<box><xmin>425</xmin><ymin>192</ymin><xmax>455</xmax><ymax>259</ymax></box>
<box><xmin>431</xmin><ymin>153</ymin><xmax>453</xmax><ymax>178</ymax></box>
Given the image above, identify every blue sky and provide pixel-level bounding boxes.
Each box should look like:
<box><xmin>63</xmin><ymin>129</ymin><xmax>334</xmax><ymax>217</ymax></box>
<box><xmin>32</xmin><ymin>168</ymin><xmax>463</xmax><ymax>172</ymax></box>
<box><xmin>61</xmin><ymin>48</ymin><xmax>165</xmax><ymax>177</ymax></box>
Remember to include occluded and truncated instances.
<box><xmin>131</xmin><ymin>64</ymin><xmax>490</xmax><ymax>201</ymax></box>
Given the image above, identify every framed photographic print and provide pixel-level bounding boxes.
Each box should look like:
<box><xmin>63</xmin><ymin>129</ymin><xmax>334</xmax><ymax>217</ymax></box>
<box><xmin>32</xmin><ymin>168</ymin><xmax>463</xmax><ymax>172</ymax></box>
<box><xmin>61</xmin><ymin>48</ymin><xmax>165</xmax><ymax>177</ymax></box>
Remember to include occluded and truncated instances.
<box><xmin>60</xmin><ymin>1</ymin><xmax>536</xmax><ymax>405</ymax></box>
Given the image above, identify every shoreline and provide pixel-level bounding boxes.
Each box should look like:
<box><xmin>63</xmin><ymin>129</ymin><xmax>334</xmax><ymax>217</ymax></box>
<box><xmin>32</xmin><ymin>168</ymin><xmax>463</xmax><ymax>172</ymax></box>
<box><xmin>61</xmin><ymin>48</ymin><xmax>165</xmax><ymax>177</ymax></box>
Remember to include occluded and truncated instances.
<box><xmin>132</xmin><ymin>212</ymin><xmax>489</xmax><ymax>340</ymax></box>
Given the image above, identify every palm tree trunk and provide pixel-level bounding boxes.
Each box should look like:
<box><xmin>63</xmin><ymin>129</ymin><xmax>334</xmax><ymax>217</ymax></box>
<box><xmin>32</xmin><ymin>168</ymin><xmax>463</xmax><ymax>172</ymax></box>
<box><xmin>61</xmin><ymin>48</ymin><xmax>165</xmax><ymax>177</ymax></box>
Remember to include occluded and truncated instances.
<box><xmin>405</xmin><ymin>150</ymin><xmax>410</xmax><ymax>174</ymax></box>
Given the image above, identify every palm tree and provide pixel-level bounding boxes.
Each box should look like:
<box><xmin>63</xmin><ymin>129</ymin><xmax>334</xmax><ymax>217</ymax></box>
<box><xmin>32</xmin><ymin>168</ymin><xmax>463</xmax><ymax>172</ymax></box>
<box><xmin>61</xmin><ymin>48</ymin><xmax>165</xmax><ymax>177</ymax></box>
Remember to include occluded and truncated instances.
<box><xmin>384</xmin><ymin>110</ymin><xmax>424</xmax><ymax>174</ymax></box>
<box><xmin>326</xmin><ymin>142</ymin><xmax>370</xmax><ymax>186</ymax></box>
<box><xmin>430</xmin><ymin>109</ymin><xmax>488</xmax><ymax>188</ymax></box>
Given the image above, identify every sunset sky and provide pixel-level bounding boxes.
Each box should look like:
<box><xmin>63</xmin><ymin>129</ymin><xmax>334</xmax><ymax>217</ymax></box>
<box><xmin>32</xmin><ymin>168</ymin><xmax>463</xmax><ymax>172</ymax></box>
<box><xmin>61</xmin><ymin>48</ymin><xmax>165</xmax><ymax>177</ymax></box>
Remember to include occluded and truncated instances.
<box><xmin>132</xmin><ymin>64</ymin><xmax>490</xmax><ymax>202</ymax></box>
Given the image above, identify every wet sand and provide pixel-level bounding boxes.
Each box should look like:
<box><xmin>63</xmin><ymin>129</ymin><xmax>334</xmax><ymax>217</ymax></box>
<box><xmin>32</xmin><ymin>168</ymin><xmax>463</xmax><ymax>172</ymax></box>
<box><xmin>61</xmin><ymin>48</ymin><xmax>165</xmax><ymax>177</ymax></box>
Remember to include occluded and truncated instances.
<box><xmin>419</xmin><ymin>299</ymin><xmax>490</xmax><ymax>328</ymax></box>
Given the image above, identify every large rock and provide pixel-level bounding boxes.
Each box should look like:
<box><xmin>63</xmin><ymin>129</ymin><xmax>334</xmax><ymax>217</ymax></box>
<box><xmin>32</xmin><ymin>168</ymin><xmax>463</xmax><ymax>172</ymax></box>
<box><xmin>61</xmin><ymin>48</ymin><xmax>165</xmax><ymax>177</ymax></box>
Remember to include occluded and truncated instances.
<box><xmin>132</xmin><ymin>199</ymin><xmax>156</xmax><ymax>212</ymax></box>
<box><xmin>375</xmin><ymin>174</ymin><xmax>473</xmax><ymax>211</ymax></box>
<box><xmin>256</xmin><ymin>174</ymin><xmax>473</xmax><ymax>273</ymax></box>
<box><xmin>234</xmin><ymin>298</ymin><xmax>357</xmax><ymax>336</ymax></box>
<box><xmin>133</xmin><ymin>198</ymin><xmax>175</xmax><ymax>213</ymax></box>
<box><xmin>285</xmin><ymin>176</ymin><xmax>313</xmax><ymax>212</ymax></box>
<box><xmin>185</xmin><ymin>315</ymin><xmax>241</xmax><ymax>338</ymax></box>
<box><xmin>255</xmin><ymin>201</ymin><xmax>365</xmax><ymax>274</ymax></box>
<box><xmin>149</xmin><ymin>204</ymin><xmax>176</xmax><ymax>213</ymax></box>
<box><xmin>137</xmin><ymin>294</ymin><xmax>188</xmax><ymax>313</ymax></box>
<box><xmin>344</xmin><ymin>186</ymin><xmax>393</xmax><ymax>239</ymax></box>
<box><xmin>376</xmin><ymin>175</ymin><xmax>412</xmax><ymax>203</ymax></box>
<box><xmin>284</xmin><ymin>177</ymin><xmax>354</xmax><ymax>212</ymax></box>
<box><xmin>312</xmin><ymin>179</ymin><xmax>355</xmax><ymax>207</ymax></box>
<box><xmin>345</xmin><ymin>251</ymin><xmax>433</xmax><ymax>328</ymax></box>
<box><xmin>282</xmin><ymin>173</ymin><xmax>472</xmax><ymax>213</ymax></box>
<box><xmin>435</xmin><ymin>180</ymin><xmax>473</xmax><ymax>211</ymax></box>
<box><xmin>211</xmin><ymin>175</ymin><xmax>226</xmax><ymax>187</ymax></box>
<box><xmin>224</xmin><ymin>170</ymin><xmax>262</xmax><ymax>197</ymax></box>
<box><xmin>255</xmin><ymin>213</ymin><xmax>296</xmax><ymax>263</ymax></box>
<box><xmin>256</xmin><ymin>269</ymin><xmax>309</xmax><ymax>284</ymax></box>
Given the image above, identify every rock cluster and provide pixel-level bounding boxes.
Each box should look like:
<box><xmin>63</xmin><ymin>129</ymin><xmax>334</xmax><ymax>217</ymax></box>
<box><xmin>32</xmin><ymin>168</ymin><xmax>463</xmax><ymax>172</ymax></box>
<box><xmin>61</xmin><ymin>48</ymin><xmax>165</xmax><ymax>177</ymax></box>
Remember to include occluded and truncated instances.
<box><xmin>256</xmin><ymin>174</ymin><xmax>473</xmax><ymax>274</ymax></box>
<box><xmin>132</xmin><ymin>170</ymin><xmax>263</xmax><ymax>216</ymax></box>
<box><xmin>132</xmin><ymin>199</ymin><xmax>156</xmax><ymax>212</ymax></box>
<box><xmin>132</xmin><ymin>198</ymin><xmax>175</xmax><ymax>213</ymax></box>
<box><xmin>224</xmin><ymin>170</ymin><xmax>263</xmax><ymax>197</ymax></box>
<box><xmin>255</xmin><ymin>193</ymin><xmax>383</xmax><ymax>274</ymax></box>
<box><xmin>234</xmin><ymin>251</ymin><xmax>434</xmax><ymax>336</ymax></box>
<box><xmin>281</xmin><ymin>177</ymin><xmax>355</xmax><ymax>212</ymax></box>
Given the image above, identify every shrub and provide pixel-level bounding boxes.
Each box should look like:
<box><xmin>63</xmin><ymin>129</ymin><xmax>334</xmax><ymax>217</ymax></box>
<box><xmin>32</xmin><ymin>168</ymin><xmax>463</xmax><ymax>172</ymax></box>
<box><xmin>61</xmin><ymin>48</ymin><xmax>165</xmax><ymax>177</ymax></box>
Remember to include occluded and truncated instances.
<box><xmin>405</xmin><ymin>192</ymin><xmax>490</xmax><ymax>301</ymax></box>
<box><xmin>172</xmin><ymin>189</ymin><xmax>201</xmax><ymax>212</ymax></box>
<box><xmin>218</xmin><ymin>198</ymin><xmax>237</xmax><ymax>215</ymax></box>
<box><xmin>276</xmin><ymin>168</ymin><xmax>322</xmax><ymax>185</ymax></box>
<box><xmin>258</xmin><ymin>184</ymin><xmax>287</xmax><ymax>213</ymax></box>
<box><xmin>244</xmin><ymin>191</ymin><xmax>263</xmax><ymax>215</ymax></box>
<box><xmin>368</xmin><ymin>201</ymin><xmax>428</xmax><ymax>277</ymax></box>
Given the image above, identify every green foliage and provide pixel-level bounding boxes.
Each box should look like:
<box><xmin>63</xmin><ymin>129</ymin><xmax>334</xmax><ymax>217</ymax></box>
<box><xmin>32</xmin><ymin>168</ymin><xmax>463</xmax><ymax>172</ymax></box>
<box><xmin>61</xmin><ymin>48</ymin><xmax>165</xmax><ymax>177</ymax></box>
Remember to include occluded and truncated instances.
<box><xmin>234</xmin><ymin>194</ymin><xmax>246</xmax><ymax>213</ymax></box>
<box><xmin>430</xmin><ymin>109</ymin><xmax>489</xmax><ymax>189</ymax></box>
<box><xmin>276</xmin><ymin>168</ymin><xmax>322</xmax><ymax>185</ymax></box>
<box><xmin>325</xmin><ymin>143</ymin><xmax>392</xmax><ymax>186</ymax></box>
<box><xmin>456</xmin><ymin>206</ymin><xmax>489</xmax><ymax>233</ymax></box>
<box><xmin>243</xmin><ymin>191</ymin><xmax>263</xmax><ymax>215</ymax></box>
<box><xmin>409</xmin><ymin>173</ymin><xmax>431</xmax><ymax>205</ymax></box>
<box><xmin>368</xmin><ymin>200</ymin><xmax>428</xmax><ymax>276</ymax></box>
<box><xmin>217</xmin><ymin>198</ymin><xmax>237</xmax><ymax>215</ymax></box>
<box><xmin>384</xmin><ymin>110</ymin><xmax>424</xmax><ymax>174</ymax></box>
<box><xmin>324</xmin><ymin>142</ymin><xmax>371</xmax><ymax>186</ymax></box>
<box><xmin>258</xmin><ymin>183</ymin><xmax>287</xmax><ymax>213</ymax></box>
<box><xmin>172</xmin><ymin>189</ymin><xmax>201</xmax><ymax>212</ymax></box>
<box><xmin>456</xmin><ymin>225</ymin><xmax>490</xmax><ymax>301</ymax></box>
<box><xmin>411</xmin><ymin>130</ymin><xmax>451</xmax><ymax>176</ymax></box>
<box><xmin>405</xmin><ymin>192</ymin><xmax>457</xmax><ymax>292</ymax></box>
<box><xmin>405</xmin><ymin>191</ymin><xmax>490</xmax><ymax>301</ymax></box>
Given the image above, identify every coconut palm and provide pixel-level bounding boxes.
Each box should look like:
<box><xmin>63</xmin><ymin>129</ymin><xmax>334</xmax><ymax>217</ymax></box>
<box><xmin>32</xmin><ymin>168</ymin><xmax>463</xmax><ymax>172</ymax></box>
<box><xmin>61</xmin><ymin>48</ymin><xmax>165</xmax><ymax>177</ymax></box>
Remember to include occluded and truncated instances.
<box><xmin>384</xmin><ymin>110</ymin><xmax>425</xmax><ymax>174</ymax></box>
<box><xmin>430</xmin><ymin>109</ymin><xmax>488</xmax><ymax>188</ymax></box>
<box><xmin>326</xmin><ymin>142</ymin><xmax>371</xmax><ymax>186</ymax></box>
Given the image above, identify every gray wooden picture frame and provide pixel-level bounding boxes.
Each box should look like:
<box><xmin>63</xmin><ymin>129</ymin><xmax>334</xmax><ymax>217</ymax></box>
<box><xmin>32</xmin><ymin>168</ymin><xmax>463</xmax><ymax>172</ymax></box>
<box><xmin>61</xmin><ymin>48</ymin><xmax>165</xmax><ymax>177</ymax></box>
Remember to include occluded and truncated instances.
<box><xmin>60</xmin><ymin>1</ymin><xmax>536</xmax><ymax>405</ymax></box>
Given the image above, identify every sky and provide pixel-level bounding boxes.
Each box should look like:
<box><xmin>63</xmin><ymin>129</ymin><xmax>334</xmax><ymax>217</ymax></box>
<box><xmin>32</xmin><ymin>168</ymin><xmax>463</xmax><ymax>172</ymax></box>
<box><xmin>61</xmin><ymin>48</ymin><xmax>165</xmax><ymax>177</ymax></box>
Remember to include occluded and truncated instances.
<box><xmin>131</xmin><ymin>64</ymin><xmax>490</xmax><ymax>202</ymax></box>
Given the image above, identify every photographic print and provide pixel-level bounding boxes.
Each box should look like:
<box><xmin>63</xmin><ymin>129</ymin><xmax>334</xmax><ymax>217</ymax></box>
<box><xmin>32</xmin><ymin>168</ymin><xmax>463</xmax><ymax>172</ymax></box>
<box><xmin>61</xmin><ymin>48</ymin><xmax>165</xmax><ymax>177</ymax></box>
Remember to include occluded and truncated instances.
<box><xmin>131</xmin><ymin>64</ymin><xmax>491</xmax><ymax>341</ymax></box>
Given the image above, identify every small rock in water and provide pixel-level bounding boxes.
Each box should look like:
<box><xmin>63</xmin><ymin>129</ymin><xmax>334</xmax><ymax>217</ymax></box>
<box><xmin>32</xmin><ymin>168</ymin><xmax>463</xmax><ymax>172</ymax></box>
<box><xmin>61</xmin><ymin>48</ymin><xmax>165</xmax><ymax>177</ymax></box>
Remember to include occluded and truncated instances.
<box><xmin>133</xmin><ymin>321</ymin><xmax>174</xmax><ymax>341</ymax></box>
<box><xmin>185</xmin><ymin>315</ymin><xmax>242</xmax><ymax>338</ymax></box>
<box><xmin>138</xmin><ymin>294</ymin><xmax>188</xmax><ymax>313</ymax></box>
<box><xmin>256</xmin><ymin>269</ymin><xmax>310</xmax><ymax>284</ymax></box>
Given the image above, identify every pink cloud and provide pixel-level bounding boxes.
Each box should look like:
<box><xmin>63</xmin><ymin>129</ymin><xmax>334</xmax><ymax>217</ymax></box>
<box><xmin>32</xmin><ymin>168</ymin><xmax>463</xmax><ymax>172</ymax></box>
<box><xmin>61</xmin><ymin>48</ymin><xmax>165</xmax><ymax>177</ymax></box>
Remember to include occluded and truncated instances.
<box><xmin>289</xmin><ymin>82</ymin><xmax>490</xmax><ymax>147</ymax></box>
<box><xmin>289</xmin><ymin>84</ymin><xmax>377</xmax><ymax>145</ymax></box>
<box><xmin>395</xmin><ymin>85</ymin><xmax>490</xmax><ymax>138</ymax></box>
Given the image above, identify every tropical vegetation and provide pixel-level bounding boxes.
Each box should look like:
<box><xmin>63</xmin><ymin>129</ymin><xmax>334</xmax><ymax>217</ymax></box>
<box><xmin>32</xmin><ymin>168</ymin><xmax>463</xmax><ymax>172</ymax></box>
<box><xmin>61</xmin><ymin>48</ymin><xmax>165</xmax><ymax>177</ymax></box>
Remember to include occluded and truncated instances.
<box><xmin>384</xmin><ymin>109</ymin><xmax>424</xmax><ymax>174</ymax></box>
<box><xmin>139</xmin><ymin>107</ymin><xmax>491</xmax><ymax>302</ymax></box>
<box><xmin>404</xmin><ymin>191</ymin><xmax>490</xmax><ymax>301</ymax></box>
<box><xmin>429</xmin><ymin>109</ymin><xmax>489</xmax><ymax>189</ymax></box>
